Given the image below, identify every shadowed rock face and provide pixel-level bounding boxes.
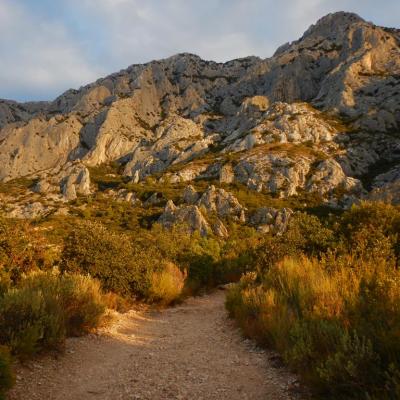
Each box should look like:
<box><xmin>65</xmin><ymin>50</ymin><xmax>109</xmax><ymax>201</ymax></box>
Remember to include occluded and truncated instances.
<box><xmin>1</xmin><ymin>12</ymin><xmax>400</xmax><ymax>210</ymax></box>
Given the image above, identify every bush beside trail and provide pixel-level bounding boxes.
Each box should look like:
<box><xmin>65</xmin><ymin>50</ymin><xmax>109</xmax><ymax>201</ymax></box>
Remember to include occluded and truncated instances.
<box><xmin>226</xmin><ymin>202</ymin><xmax>400</xmax><ymax>399</ymax></box>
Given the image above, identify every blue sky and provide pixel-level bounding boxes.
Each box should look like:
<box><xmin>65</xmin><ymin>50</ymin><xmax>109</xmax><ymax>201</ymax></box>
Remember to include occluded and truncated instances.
<box><xmin>1</xmin><ymin>0</ymin><xmax>399</xmax><ymax>102</ymax></box>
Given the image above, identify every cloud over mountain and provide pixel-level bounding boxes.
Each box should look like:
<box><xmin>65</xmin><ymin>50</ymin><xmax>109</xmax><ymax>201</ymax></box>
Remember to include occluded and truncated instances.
<box><xmin>1</xmin><ymin>0</ymin><xmax>399</xmax><ymax>101</ymax></box>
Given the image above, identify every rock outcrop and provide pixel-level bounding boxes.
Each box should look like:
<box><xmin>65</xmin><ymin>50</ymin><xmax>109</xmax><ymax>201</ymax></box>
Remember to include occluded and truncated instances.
<box><xmin>157</xmin><ymin>185</ymin><xmax>294</xmax><ymax>237</ymax></box>
<box><xmin>158</xmin><ymin>185</ymin><xmax>245</xmax><ymax>237</ymax></box>
<box><xmin>6</xmin><ymin>202</ymin><xmax>52</xmax><ymax>219</ymax></box>
<box><xmin>182</xmin><ymin>185</ymin><xmax>200</xmax><ymax>204</ymax></box>
<box><xmin>61</xmin><ymin>164</ymin><xmax>91</xmax><ymax>201</ymax></box>
<box><xmin>368</xmin><ymin>165</ymin><xmax>400</xmax><ymax>204</ymax></box>
<box><xmin>249</xmin><ymin>207</ymin><xmax>293</xmax><ymax>235</ymax></box>
<box><xmin>158</xmin><ymin>200</ymin><xmax>210</xmax><ymax>236</ymax></box>
<box><xmin>123</xmin><ymin>116</ymin><xmax>217</xmax><ymax>182</ymax></box>
<box><xmin>197</xmin><ymin>185</ymin><xmax>246</xmax><ymax>221</ymax></box>
<box><xmin>32</xmin><ymin>162</ymin><xmax>92</xmax><ymax>201</ymax></box>
<box><xmin>306</xmin><ymin>159</ymin><xmax>363</xmax><ymax>196</ymax></box>
<box><xmin>222</xmin><ymin>102</ymin><xmax>339</xmax><ymax>153</ymax></box>
<box><xmin>0</xmin><ymin>115</ymin><xmax>82</xmax><ymax>182</ymax></box>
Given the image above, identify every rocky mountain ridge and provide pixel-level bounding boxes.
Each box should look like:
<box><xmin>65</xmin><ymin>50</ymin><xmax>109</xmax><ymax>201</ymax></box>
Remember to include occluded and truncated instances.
<box><xmin>1</xmin><ymin>11</ymin><xmax>400</xmax><ymax>226</ymax></box>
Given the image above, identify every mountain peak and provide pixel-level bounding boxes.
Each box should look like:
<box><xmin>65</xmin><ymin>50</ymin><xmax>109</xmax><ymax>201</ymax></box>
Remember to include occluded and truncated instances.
<box><xmin>166</xmin><ymin>53</ymin><xmax>202</xmax><ymax>62</ymax></box>
<box><xmin>316</xmin><ymin>11</ymin><xmax>364</xmax><ymax>25</ymax></box>
<box><xmin>302</xmin><ymin>11</ymin><xmax>366</xmax><ymax>38</ymax></box>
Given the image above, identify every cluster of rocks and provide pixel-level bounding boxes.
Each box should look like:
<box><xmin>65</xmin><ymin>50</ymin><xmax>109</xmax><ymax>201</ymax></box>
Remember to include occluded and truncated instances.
<box><xmin>33</xmin><ymin>162</ymin><xmax>92</xmax><ymax>201</ymax></box>
<box><xmin>249</xmin><ymin>207</ymin><xmax>293</xmax><ymax>235</ymax></box>
<box><xmin>158</xmin><ymin>200</ymin><xmax>212</xmax><ymax>236</ymax></box>
<box><xmin>123</xmin><ymin>115</ymin><xmax>219</xmax><ymax>182</ymax></box>
<box><xmin>222</xmin><ymin>102</ymin><xmax>339</xmax><ymax>153</ymax></box>
<box><xmin>6</xmin><ymin>202</ymin><xmax>52</xmax><ymax>219</ymax></box>
<box><xmin>103</xmin><ymin>188</ymin><xmax>142</xmax><ymax>206</ymax></box>
<box><xmin>158</xmin><ymin>185</ymin><xmax>244</xmax><ymax>237</ymax></box>
<box><xmin>158</xmin><ymin>185</ymin><xmax>293</xmax><ymax>237</ymax></box>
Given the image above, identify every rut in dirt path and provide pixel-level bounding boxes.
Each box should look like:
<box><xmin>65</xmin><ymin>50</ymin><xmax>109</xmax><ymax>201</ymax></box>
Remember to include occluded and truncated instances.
<box><xmin>8</xmin><ymin>290</ymin><xmax>298</xmax><ymax>400</ymax></box>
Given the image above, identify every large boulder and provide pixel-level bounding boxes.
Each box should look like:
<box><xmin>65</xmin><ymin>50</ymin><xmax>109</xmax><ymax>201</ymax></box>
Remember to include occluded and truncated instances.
<box><xmin>158</xmin><ymin>200</ymin><xmax>230</xmax><ymax>238</ymax></box>
<box><xmin>197</xmin><ymin>185</ymin><xmax>246</xmax><ymax>221</ymax></box>
<box><xmin>7</xmin><ymin>202</ymin><xmax>52</xmax><ymax>219</ymax></box>
<box><xmin>212</xmin><ymin>219</ymin><xmax>229</xmax><ymax>238</ymax></box>
<box><xmin>182</xmin><ymin>185</ymin><xmax>199</xmax><ymax>205</ymax></box>
<box><xmin>158</xmin><ymin>200</ymin><xmax>210</xmax><ymax>236</ymax></box>
<box><xmin>250</xmin><ymin>207</ymin><xmax>293</xmax><ymax>235</ymax></box>
<box><xmin>61</xmin><ymin>164</ymin><xmax>91</xmax><ymax>201</ymax></box>
<box><xmin>234</xmin><ymin>150</ymin><xmax>312</xmax><ymax>196</ymax></box>
<box><xmin>306</xmin><ymin>159</ymin><xmax>363</xmax><ymax>195</ymax></box>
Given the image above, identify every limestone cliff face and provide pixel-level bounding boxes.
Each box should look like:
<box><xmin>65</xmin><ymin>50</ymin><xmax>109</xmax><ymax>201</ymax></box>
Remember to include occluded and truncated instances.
<box><xmin>1</xmin><ymin>12</ymin><xmax>400</xmax><ymax>210</ymax></box>
<box><xmin>0</xmin><ymin>115</ymin><xmax>82</xmax><ymax>181</ymax></box>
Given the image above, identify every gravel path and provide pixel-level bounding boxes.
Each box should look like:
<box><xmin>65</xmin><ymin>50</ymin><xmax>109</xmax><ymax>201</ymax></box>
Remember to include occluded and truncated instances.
<box><xmin>8</xmin><ymin>290</ymin><xmax>299</xmax><ymax>400</ymax></box>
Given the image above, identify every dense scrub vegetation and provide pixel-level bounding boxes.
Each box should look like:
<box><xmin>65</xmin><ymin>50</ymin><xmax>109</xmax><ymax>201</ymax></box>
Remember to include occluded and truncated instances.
<box><xmin>226</xmin><ymin>202</ymin><xmax>400</xmax><ymax>399</ymax></box>
<box><xmin>0</xmin><ymin>209</ymin><xmax>259</xmax><ymax>396</ymax></box>
<box><xmin>59</xmin><ymin>220</ymin><xmax>256</xmax><ymax>298</ymax></box>
<box><xmin>1</xmin><ymin>193</ymin><xmax>400</xmax><ymax>399</ymax></box>
<box><xmin>0</xmin><ymin>219</ymin><xmax>107</xmax><ymax>399</ymax></box>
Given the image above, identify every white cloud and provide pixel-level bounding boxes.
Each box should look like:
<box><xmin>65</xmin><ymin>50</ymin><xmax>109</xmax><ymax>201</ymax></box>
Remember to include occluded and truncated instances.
<box><xmin>71</xmin><ymin>0</ymin><xmax>338</xmax><ymax>65</ymax></box>
<box><xmin>0</xmin><ymin>0</ymin><xmax>101</xmax><ymax>101</ymax></box>
<box><xmin>1</xmin><ymin>0</ymin><xmax>399</xmax><ymax>101</ymax></box>
<box><xmin>71</xmin><ymin>0</ymin><xmax>281</xmax><ymax>65</ymax></box>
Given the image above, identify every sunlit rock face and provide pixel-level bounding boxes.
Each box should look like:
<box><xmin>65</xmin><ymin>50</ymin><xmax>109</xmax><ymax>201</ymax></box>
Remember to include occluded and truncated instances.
<box><xmin>1</xmin><ymin>11</ymin><xmax>400</xmax><ymax>213</ymax></box>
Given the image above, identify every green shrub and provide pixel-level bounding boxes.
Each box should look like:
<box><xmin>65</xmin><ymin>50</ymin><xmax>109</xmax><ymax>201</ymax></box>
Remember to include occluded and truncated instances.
<box><xmin>226</xmin><ymin>256</ymin><xmax>400</xmax><ymax>399</ymax></box>
<box><xmin>212</xmin><ymin>226</ymin><xmax>261</xmax><ymax>284</ymax></box>
<box><xmin>226</xmin><ymin>202</ymin><xmax>400</xmax><ymax>398</ymax></box>
<box><xmin>285</xmin><ymin>212</ymin><xmax>335</xmax><ymax>255</ymax></box>
<box><xmin>0</xmin><ymin>218</ymin><xmax>53</xmax><ymax>285</ymax></box>
<box><xmin>61</xmin><ymin>221</ymin><xmax>243</xmax><ymax>299</ymax></box>
<box><xmin>134</xmin><ymin>224</ymin><xmax>224</xmax><ymax>293</ymax></box>
<box><xmin>338</xmin><ymin>202</ymin><xmax>400</xmax><ymax>263</ymax></box>
<box><xmin>61</xmin><ymin>221</ymin><xmax>154</xmax><ymax>297</ymax></box>
<box><xmin>0</xmin><ymin>271</ymin><xmax>105</xmax><ymax>357</ymax></box>
<box><xmin>20</xmin><ymin>272</ymin><xmax>105</xmax><ymax>337</ymax></box>
<box><xmin>0</xmin><ymin>219</ymin><xmax>107</xmax><ymax>397</ymax></box>
<box><xmin>185</xmin><ymin>237</ymin><xmax>222</xmax><ymax>290</ymax></box>
<box><xmin>339</xmin><ymin>202</ymin><xmax>400</xmax><ymax>237</ymax></box>
<box><xmin>0</xmin><ymin>284</ymin><xmax>60</xmax><ymax>356</ymax></box>
<box><xmin>251</xmin><ymin>212</ymin><xmax>335</xmax><ymax>275</ymax></box>
<box><xmin>147</xmin><ymin>262</ymin><xmax>186</xmax><ymax>305</ymax></box>
<box><xmin>59</xmin><ymin>274</ymin><xmax>105</xmax><ymax>336</ymax></box>
<box><xmin>0</xmin><ymin>346</ymin><xmax>14</xmax><ymax>400</ymax></box>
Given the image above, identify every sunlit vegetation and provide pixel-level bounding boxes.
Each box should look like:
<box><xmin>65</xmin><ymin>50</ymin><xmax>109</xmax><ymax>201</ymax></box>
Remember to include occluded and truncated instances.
<box><xmin>226</xmin><ymin>202</ymin><xmax>400</xmax><ymax>399</ymax></box>
<box><xmin>1</xmin><ymin>181</ymin><xmax>400</xmax><ymax>400</ymax></box>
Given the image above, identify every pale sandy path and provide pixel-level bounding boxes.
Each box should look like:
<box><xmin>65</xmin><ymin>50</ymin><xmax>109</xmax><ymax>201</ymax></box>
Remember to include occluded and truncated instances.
<box><xmin>8</xmin><ymin>290</ymin><xmax>299</xmax><ymax>400</ymax></box>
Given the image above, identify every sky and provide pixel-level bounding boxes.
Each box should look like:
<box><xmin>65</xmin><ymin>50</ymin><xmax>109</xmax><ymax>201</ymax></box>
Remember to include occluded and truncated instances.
<box><xmin>1</xmin><ymin>0</ymin><xmax>399</xmax><ymax>102</ymax></box>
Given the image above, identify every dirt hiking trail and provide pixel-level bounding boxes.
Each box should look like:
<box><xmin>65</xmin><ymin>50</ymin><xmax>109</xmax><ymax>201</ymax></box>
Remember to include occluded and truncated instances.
<box><xmin>8</xmin><ymin>290</ymin><xmax>300</xmax><ymax>400</ymax></box>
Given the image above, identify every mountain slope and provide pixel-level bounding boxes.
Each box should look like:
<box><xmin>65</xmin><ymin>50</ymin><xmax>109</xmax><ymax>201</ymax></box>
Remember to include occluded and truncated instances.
<box><xmin>1</xmin><ymin>11</ymin><xmax>400</xmax><ymax>220</ymax></box>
